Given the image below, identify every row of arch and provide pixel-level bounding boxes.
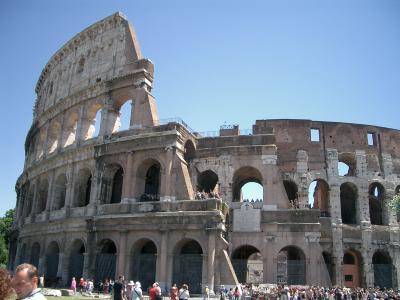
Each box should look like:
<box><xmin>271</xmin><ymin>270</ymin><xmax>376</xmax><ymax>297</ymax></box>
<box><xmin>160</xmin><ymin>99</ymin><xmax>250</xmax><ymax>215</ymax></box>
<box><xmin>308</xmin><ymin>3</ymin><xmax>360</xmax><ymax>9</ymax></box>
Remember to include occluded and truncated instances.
<box><xmin>18</xmin><ymin>239</ymin><xmax>396</xmax><ymax>289</ymax></box>
<box><xmin>17</xmin><ymin>238</ymin><xmax>204</xmax><ymax>293</ymax></box>
<box><xmin>18</xmin><ymin>159</ymin><xmax>162</xmax><ymax>218</ymax></box>
<box><xmin>231</xmin><ymin>245</ymin><xmax>395</xmax><ymax>288</ymax></box>
<box><xmin>19</xmin><ymin>156</ymin><xmax>400</xmax><ymax>226</ymax></box>
<box><xmin>29</xmin><ymin>98</ymin><xmax>133</xmax><ymax>163</ymax></box>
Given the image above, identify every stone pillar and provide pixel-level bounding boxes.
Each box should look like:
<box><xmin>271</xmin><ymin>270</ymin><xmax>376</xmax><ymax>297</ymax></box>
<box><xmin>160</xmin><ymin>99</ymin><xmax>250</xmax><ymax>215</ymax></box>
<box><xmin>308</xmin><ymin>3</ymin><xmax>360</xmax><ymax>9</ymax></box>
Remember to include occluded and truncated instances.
<box><xmin>329</xmin><ymin>183</ymin><xmax>343</xmax><ymax>286</ymax></box>
<box><xmin>382</xmin><ymin>153</ymin><xmax>394</xmax><ymax>178</ymax></box>
<box><xmin>131</xmin><ymin>88</ymin><xmax>159</xmax><ymax>128</ymax></box>
<box><xmin>161</xmin><ymin>146</ymin><xmax>174</xmax><ymax>201</ymax></box>
<box><xmin>82</xmin><ymin>253</ymin><xmax>90</xmax><ymax>279</ymax></box>
<box><xmin>64</xmin><ymin>164</ymin><xmax>75</xmax><ymax>212</ymax></box>
<box><xmin>75</xmin><ymin>103</ymin><xmax>86</xmax><ymax>143</ymax></box>
<box><xmin>264</xmin><ymin>236</ymin><xmax>276</xmax><ymax>284</ymax></box>
<box><xmin>305</xmin><ymin>233</ymin><xmax>323</xmax><ymax>285</ymax></box>
<box><xmin>117</xmin><ymin>231</ymin><xmax>127</xmax><ymax>277</ymax></box>
<box><xmin>100</xmin><ymin>103</ymin><xmax>119</xmax><ymax>136</ymax></box>
<box><xmin>58</xmin><ymin>110</ymin><xmax>66</xmax><ymax>152</ymax></box>
<box><xmin>355</xmin><ymin>151</ymin><xmax>367</xmax><ymax>178</ymax></box>
<box><xmin>57</xmin><ymin>252</ymin><xmax>66</xmax><ymax>283</ymax></box>
<box><xmin>358</xmin><ymin>182</ymin><xmax>370</xmax><ymax>226</ymax></box>
<box><xmin>42</xmin><ymin>121</ymin><xmax>51</xmax><ymax>158</ymax></box>
<box><xmin>158</xmin><ymin>230</ymin><xmax>169</xmax><ymax>291</ymax></box>
<box><xmin>122</xmin><ymin>152</ymin><xmax>134</xmax><ymax>202</ymax></box>
<box><xmin>296</xmin><ymin>150</ymin><xmax>309</xmax><ymax>208</ymax></box>
<box><xmin>45</xmin><ymin>170</ymin><xmax>56</xmax><ymax>213</ymax></box>
<box><xmin>361</xmin><ymin>225</ymin><xmax>373</xmax><ymax>287</ymax></box>
<box><xmin>31</xmin><ymin>180</ymin><xmax>39</xmax><ymax>216</ymax></box>
<box><xmin>207</xmin><ymin>230</ymin><xmax>216</xmax><ymax>294</ymax></box>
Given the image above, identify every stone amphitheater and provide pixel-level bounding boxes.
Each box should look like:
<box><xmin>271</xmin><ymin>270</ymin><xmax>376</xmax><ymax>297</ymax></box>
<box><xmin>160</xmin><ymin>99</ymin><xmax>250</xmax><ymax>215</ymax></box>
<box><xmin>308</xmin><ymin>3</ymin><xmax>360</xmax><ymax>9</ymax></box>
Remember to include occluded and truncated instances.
<box><xmin>10</xmin><ymin>12</ymin><xmax>400</xmax><ymax>293</ymax></box>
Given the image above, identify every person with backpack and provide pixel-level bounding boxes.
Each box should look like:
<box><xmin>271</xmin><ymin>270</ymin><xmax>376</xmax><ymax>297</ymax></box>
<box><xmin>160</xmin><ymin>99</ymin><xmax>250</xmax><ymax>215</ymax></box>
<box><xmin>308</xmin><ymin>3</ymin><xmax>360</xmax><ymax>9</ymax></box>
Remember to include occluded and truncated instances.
<box><xmin>179</xmin><ymin>284</ymin><xmax>190</xmax><ymax>300</ymax></box>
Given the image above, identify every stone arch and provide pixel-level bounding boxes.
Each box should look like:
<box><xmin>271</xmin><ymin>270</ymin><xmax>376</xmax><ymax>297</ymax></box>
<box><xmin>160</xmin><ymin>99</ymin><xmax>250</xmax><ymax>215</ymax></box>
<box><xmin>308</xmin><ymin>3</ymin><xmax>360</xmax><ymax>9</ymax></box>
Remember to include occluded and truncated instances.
<box><xmin>173</xmin><ymin>239</ymin><xmax>203</xmax><ymax>294</ymax></box>
<box><xmin>197</xmin><ymin>170</ymin><xmax>219</xmax><ymax>193</ymax></box>
<box><xmin>184</xmin><ymin>140</ymin><xmax>196</xmax><ymax>163</ymax></box>
<box><xmin>277</xmin><ymin>246</ymin><xmax>306</xmax><ymax>285</ymax></box>
<box><xmin>309</xmin><ymin>179</ymin><xmax>330</xmax><ymax>216</ymax></box>
<box><xmin>342</xmin><ymin>249</ymin><xmax>362</xmax><ymax>288</ymax></box>
<box><xmin>283</xmin><ymin>180</ymin><xmax>298</xmax><ymax>208</ymax></box>
<box><xmin>29</xmin><ymin>242</ymin><xmax>41</xmax><ymax>269</ymax></box>
<box><xmin>136</xmin><ymin>158</ymin><xmax>162</xmax><ymax>201</ymax></box>
<box><xmin>340</xmin><ymin>182</ymin><xmax>358</xmax><ymax>225</ymax></box>
<box><xmin>338</xmin><ymin>153</ymin><xmax>356</xmax><ymax>176</ymax></box>
<box><xmin>83</xmin><ymin>102</ymin><xmax>103</xmax><ymax>140</ymax></box>
<box><xmin>232</xmin><ymin>245</ymin><xmax>263</xmax><ymax>284</ymax></box>
<box><xmin>372</xmin><ymin>250</ymin><xmax>394</xmax><ymax>288</ymax></box>
<box><xmin>95</xmin><ymin>239</ymin><xmax>117</xmax><ymax>283</ymax></box>
<box><xmin>62</xmin><ymin>110</ymin><xmax>78</xmax><ymax>147</ymax></box>
<box><xmin>111</xmin><ymin>97</ymin><xmax>133</xmax><ymax>133</ymax></box>
<box><xmin>101</xmin><ymin>163</ymin><xmax>124</xmax><ymax>204</ymax></box>
<box><xmin>47</xmin><ymin>117</ymin><xmax>62</xmax><ymax>154</ymax></box>
<box><xmin>68</xmin><ymin>239</ymin><xmax>86</xmax><ymax>283</ymax></box>
<box><xmin>53</xmin><ymin>174</ymin><xmax>67</xmax><ymax>210</ymax></box>
<box><xmin>131</xmin><ymin>238</ymin><xmax>158</xmax><ymax>290</ymax></box>
<box><xmin>73</xmin><ymin>168</ymin><xmax>92</xmax><ymax>207</ymax></box>
<box><xmin>396</xmin><ymin>185</ymin><xmax>400</xmax><ymax>195</ymax></box>
<box><xmin>369</xmin><ymin>182</ymin><xmax>385</xmax><ymax>225</ymax></box>
<box><xmin>45</xmin><ymin>241</ymin><xmax>60</xmax><ymax>286</ymax></box>
<box><xmin>232</xmin><ymin>166</ymin><xmax>263</xmax><ymax>202</ymax></box>
<box><xmin>36</xmin><ymin>177</ymin><xmax>49</xmax><ymax>213</ymax></box>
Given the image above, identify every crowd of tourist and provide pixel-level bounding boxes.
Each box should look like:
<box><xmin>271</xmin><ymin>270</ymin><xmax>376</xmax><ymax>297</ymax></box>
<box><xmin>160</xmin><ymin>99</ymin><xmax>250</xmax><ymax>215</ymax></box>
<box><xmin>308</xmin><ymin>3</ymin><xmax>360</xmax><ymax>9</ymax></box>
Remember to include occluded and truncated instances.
<box><xmin>217</xmin><ymin>284</ymin><xmax>400</xmax><ymax>300</ymax></box>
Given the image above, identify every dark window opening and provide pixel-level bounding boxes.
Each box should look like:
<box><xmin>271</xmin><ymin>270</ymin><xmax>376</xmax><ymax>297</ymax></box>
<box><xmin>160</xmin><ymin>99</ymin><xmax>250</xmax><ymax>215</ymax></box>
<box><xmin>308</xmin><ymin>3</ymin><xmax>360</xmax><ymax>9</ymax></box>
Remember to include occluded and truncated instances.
<box><xmin>110</xmin><ymin>168</ymin><xmax>124</xmax><ymax>204</ymax></box>
<box><xmin>141</xmin><ymin>164</ymin><xmax>160</xmax><ymax>201</ymax></box>
<box><xmin>343</xmin><ymin>253</ymin><xmax>355</xmax><ymax>264</ymax></box>
<box><xmin>84</xmin><ymin>175</ymin><xmax>92</xmax><ymax>206</ymax></box>
<box><xmin>284</xmin><ymin>180</ymin><xmax>298</xmax><ymax>208</ymax></box>
<box><xmin>344</xmin><ymin>275</ymin><xmax>353</xmax><ymax>282</ymax></box>
<box><xmin>367</xmin><ymin>132</ymin><xmax>377</xmax><ymax>146</ymax></box>
<box><xmin>340</xmin><ymin>183</ymin><xmax>358</xmax><ymax>225</ymax></box>
<box><xmin>197</xmin><ymin>170</ymin><xmax>218</xmax><ymax>193</ymax></box>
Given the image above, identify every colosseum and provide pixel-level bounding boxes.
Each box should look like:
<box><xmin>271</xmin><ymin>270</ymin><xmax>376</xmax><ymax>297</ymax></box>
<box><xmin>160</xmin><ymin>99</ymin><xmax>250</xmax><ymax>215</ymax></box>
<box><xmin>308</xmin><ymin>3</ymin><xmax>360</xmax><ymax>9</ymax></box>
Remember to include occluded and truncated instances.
<box><xmin>10</xmin><ymin>12</ymin><xmax>400</xmax><ymax>292</ymax></box>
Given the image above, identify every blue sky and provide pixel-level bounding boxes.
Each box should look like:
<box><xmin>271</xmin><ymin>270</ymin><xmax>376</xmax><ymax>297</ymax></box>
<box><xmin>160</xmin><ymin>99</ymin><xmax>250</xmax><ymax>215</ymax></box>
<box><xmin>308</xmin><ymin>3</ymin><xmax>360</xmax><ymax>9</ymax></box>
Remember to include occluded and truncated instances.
<box><xmin>0</xmin><ymin>0</ymin><xmax>399</xmax><ymax>215</ymax></box>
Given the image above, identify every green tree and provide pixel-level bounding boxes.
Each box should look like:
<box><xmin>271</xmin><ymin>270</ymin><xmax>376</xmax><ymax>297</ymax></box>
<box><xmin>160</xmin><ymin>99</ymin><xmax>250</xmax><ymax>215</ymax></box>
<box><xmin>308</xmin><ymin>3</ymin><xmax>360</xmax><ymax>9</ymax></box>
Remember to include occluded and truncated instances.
<box><xmin>388</xmin><ymin>194</ymin><xmax>400</xmax><ymax>213</ymax></box>
<box><xmin>0</xmin><ymin>209</ymin><xmax>15</xmax><ymax>267</ymax></box>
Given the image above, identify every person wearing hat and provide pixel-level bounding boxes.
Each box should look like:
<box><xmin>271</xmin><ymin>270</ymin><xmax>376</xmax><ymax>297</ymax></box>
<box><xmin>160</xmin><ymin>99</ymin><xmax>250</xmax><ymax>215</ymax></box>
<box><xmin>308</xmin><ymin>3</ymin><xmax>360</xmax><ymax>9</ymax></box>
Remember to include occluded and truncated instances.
<box><xmin>126</xmin><ymin>281</ymin><xmax>135</xmax><ymax>300</ymax></box>
<box><xmin>132</xmin><ymin>282</ymin><xmax>143</xmax><ymax>300</ymax></box>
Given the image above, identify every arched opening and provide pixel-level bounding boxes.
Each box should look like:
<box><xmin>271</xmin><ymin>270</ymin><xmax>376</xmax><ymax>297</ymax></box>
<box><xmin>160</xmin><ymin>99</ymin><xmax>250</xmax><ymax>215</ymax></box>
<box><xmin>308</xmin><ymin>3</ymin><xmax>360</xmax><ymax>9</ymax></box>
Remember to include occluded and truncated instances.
<box><xmin>47</xmin><ymin>118</ymin><xmax>61</xmax><ymax>154</ymax></box>
<box><xmin>95</xmin><ymin>239</ymin><xmax>117</xmax><ymax>283</ymax></box>
<box><xmin>197</xmin><ymin>170</ymin><xmax>219</xmax><ymax>194</ymax></box>
<box><xmin>110</xmin><ymin>167</ymin><xmax>124</xmax><ymax>204</ymax></box>
<box><xmin>46</xmin><ymin>241</ymin><xmax>60</xmax><ymax>287</ymax></box>
<box><xmin>29</xmin><ymin>243</ymin><xmax>40</xmax><ymax>269</ymax></box>
<box><xmin>232</xmin><ymin>167</ymin><xmax>263</xmax><ymax>202</ymax></box>
<box><xmin>277</xmin><ymin>246</ymin><xmax>306</xmax><ymax>285</ymax></box>
<box><xmin>340</xmin><ymin>183</ymin><xmax>358</xmax><ymax>225</ymax></box>
<box><xmin>53</xmin><ymin>174</ymin><xmax>67</xmax><ymax>210</ymax></box>
<box><xmin>283</xmin><ymin>180</ymin><xmax>298</xmax><ymax>208</ymax></box>
<box><xmin>342</xmin><ymin>250</ymin><xmax>361</xmax><ymax>288</ymax></box>
<box><xmin>369</xmin><ymin>182</ymin><xmax>385</xmax><ymax>225</ymax></box>
<box><xmin>131</xmin><ymin>240</ymin><xmax>157</xmax><ymax>291</ymax></box>
<box><xmin>322</xmin><ymin>252</ymin><xmax>333</xmax><ymax>285</ymax></box>
<box><xmin>140</xmin><ymin>163</ymin><xmax>161</xmax><ymax>202</ymax></box>
<box><xmin>73</xmin><ymin>169</ymin><xmax>92</xmax><ymax>207</ymax></box>
<box><xmin>338</xmin><ymin>153</ymin><xmax>355</xmax><ymax>176</ymax></box>
<box><xmin>173</xmin><ymin>240</ymin><xmax>203</xmax><ymax>294</ymax></box>
<box><xmin>116</xmin><ymin>100</ymin><xmax>132</xmax><ymax>132</ymax></box>
<box><xmin>36</xmin><ymin>178</ymin><xmax>49</xmax><ymax>213</ymax></box>
<box><xmin>372</xmin><ymin>251</ymin><xmax>393</xmax><ymax>288</ymax></box>
<box><xmin>232</xmin><ymin>245</ymin><xmax>263</xmax><ymax>284</ymax></box>
<box><xmin>63</xmin><ymin>111</ymin><xmax>78</xmax><ymax>147</ymax></box>
<box><xmin>68</xmin><ymin>240</ymin><xmax>85</xmax><ymax>283</ymax></box>
<box><xmin>84</xmin><ymin>103</ymin><xmax>103</xmax><ymax>140</ymax></box>
<box><xmin>184</xmin><ymin>140</ymin><xmax>196</xmax><ymax>163</ymax></box>
<box><xmin>338</xmin><ymin>162</ymin><xmax>350</xmax><ymax>176</ymax></box>
<box><xmin>309</xmin><ymin>180</ymin><xmax>330</xmax><ymax>216</ymax></box>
